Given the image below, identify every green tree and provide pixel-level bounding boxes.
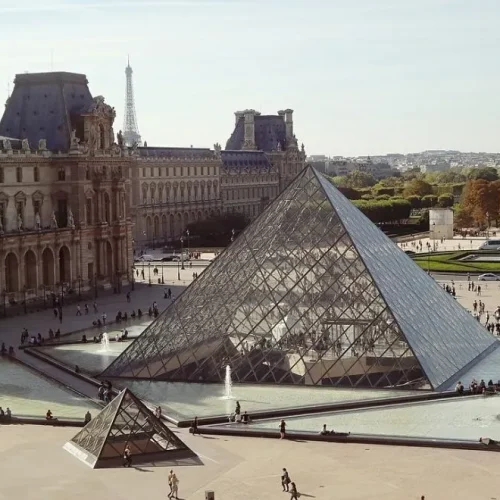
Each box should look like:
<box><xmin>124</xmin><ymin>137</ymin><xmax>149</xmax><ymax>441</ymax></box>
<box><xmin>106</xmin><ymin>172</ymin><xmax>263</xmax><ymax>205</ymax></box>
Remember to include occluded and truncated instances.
<box><xmin>346</xmin><ymin>170</ymin><xmax>377</xmax><ymax>189</ymax></box>
<box><xmin>405</xmin><ymin>195</ymin><xmax>421</xmax><ymax>209</ymax></box>
<box><xmin>468</xmin><ymin>167</ymin><xmax>499</xmax><ymax>182</ymax></box>
<box><xmin>421</xmin><ymin>194</ymin><xmax>438</xmax><ymax>208</ymax></box>
<box><xmin>437</xmin><ymin>194</ymin><xmax>454</xmax><ymax>208</ymax></box>
<box><xmin>403</xmin><ymin>179</ymin><xmax>433</xmax><ymax>197</ymax></box>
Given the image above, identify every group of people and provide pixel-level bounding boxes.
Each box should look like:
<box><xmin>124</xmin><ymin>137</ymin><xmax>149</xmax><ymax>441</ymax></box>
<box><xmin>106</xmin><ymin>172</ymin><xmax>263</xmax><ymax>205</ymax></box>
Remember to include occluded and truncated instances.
<box><xmin>0</xmin><ymin>343</ymin><xmax>14</xmax><ymax>356</ymax></box>
<box><xmin>455</xmin><ymin>378</ymin><xmax>499</xmax><ymax>394</ymax></box>
<box><xmin>97</xmin><ymin>381</ymin><xmax>114</xmax><ymax>403</ymax></box>
<box><xmin>228</xmin><ymin>401</ymin><xmax>251</xmax><ymax>424</ymax></box>
<box><xmin>281</xmin><ymin>468</ymin><xmax>299</xmax><ymax>499</ymax></box>
<box><xmin>0</xmin><ymin>407</ymin><xmax>12</xmax><ymax>419</ymax></box>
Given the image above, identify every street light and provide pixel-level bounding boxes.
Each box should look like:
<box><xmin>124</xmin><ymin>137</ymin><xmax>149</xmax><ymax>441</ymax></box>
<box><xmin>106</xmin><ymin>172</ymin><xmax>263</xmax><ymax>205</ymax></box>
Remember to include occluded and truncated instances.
<box><xmin>186</xmin><ymin>229</ymin><xmax>190</xmax><ymax>258</ymax></box>
<box><xmin>94</xmin><ymin>273</ymin><xmax>98</xmax><ymax>299</ymax></box>
<box><xmin>177</xmin><ymin>253</ymin><xmax>181</xmax><ymax>281</ymax></box>
<box><xmin>148</xmin><ymin>262</ymin><xmax>152</xmax><ymax>286</ymax></box>
<box><xmin>77</xmin><ymin>275</ymin><xmax>82</xmax><ymax>299</ymax></box>
<box><xmin>180</xmin><ymin>236</ymin><xmax>185</xmax><ymax>270</ymax></box>
<box><xmin>161</xmin><ymin>264</ymin><xmax>164</xmax><ymax>284</ymax></box>
<box><xmin>231</xmin><ymin>228</ymin><xmax>235</xmax><ymax>243</ymax></box>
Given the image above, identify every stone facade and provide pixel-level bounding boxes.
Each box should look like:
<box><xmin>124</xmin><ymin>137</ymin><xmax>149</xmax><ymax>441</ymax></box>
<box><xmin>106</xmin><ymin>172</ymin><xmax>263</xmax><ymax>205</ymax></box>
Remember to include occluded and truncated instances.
<box><xmin>0</xmin><ymin>72</ymin><xmax>134</xmax><ymax>306</ymax></box>
<box><xmin>132</xmin><ymin>147</ymin><xmax>222</xmax><ymax>246</ymax></box>
<box><xmin>133</xmin><ymin>109</ymin><xmax>306</xmax><ymax>246</ymax></box>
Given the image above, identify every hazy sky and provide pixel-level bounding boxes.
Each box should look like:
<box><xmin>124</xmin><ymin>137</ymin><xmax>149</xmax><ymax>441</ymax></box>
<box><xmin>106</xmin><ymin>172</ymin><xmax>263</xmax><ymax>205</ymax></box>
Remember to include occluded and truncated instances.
<box><xmin>1</xmin><ymin>0</ymin><xmax>499</xmax><ymax>156</ymax></box>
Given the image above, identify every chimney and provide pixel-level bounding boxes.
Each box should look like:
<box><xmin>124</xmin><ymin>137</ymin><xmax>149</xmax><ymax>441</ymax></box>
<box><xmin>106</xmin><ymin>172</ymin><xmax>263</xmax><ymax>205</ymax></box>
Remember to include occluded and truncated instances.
<box><xmin>242</xmin><ymin>109</ymin><xmax>257</xmax><ymax>150</ymax></box>
<box><xmin>234</xmin><ymin>110</ymin><xmax>245</xmax><ymax>126</ymax></box>
<box><xmin>284</xmin><ymin>108</ymin><xmax>294</xmax><ymax>139</ymax></box>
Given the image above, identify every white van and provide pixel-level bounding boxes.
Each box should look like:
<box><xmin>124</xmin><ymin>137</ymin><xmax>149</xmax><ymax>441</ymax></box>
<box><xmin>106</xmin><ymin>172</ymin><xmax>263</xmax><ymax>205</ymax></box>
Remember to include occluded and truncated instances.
<box><xmin>479</xmin><ymin>240</ymin><xmax>500</xmax><ymax>250</ymax></box>
<box><xmin>135</xmin><ymin>254</ymin><xmax>155</xmax><ymax>262</ymax></box>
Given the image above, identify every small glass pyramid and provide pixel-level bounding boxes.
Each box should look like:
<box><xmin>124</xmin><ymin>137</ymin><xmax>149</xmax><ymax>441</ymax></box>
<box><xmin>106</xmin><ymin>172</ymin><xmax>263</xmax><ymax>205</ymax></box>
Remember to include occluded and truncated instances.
<box><xmin>64</xmin><ymin>389</ymin><xmax>193</xmax><ymax>468</ymax></box>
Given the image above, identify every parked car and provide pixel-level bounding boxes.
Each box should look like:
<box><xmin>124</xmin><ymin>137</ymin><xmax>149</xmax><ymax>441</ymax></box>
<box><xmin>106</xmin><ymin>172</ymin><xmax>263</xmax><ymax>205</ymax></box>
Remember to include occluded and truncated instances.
<box><xmin>478</xmin><ymin>273</ymin><xmax>500</xmax><ymax>281</ymax></box>
<box><xmin>135</xmin><ymin>254</ymin><xmax>155</xmax><ymax>262</ymax></box>
<box><xmin>404</xmin><ymin>250</ymin><xmax>416</xmax><ymax>256</ymax></box>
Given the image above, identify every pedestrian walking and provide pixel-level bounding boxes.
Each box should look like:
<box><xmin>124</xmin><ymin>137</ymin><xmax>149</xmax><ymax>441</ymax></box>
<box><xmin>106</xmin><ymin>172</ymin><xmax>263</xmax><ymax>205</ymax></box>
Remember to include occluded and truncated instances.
<box><xmin>76</xmin><ymin>305</ymin><xmax>81</xmax><ymax>316</ymax></box>
<box><xmin>102</xmin><ymin>312</ymin><xmax>107</xmax><ymax>324</ymax></box>
<box><xmin>123</xmin><ymin>446</ymin><xmax>132</xmax><ymax>467</ymax></box>
<box><xmin>168</xmin><ymin>470</ymin><xmax>174</xmax><ymax>497</ymax></box>
<box><xmin>84</xmin><ymin>303</ymin><xmax>89</xmax><ymax>314</ymax></box>
<box><xmin>93</xmin><ymin>301</ymin><xmax>98</xmax><ymax>313</ymax></box>
<box><xmin>170</xmin><ymin>472</ymin><xmax>179</xmax><ymax>499</ymax></box>
<box><xmin>289</xmin><ymin>482</ymin><xmax>299</xmax><ymax>500</ymax></box>
<box><xmin>281</xmin><ymin>468</ymin><xmax>291</xmax><ymax>492</ymax></box>
<box><xmin>191</xmin><ymin>416</ymin><xmax>199</xmax><ymax>435</ymax></box>
<box><xmin>279</xmin><ymin>419</ymin><xmax>286</xmax><ymax>439</ymax></box>
<box><xmin>126</xmin><ymin>292</ymin><xmax>131</xmax><ymax>303</ymax></box>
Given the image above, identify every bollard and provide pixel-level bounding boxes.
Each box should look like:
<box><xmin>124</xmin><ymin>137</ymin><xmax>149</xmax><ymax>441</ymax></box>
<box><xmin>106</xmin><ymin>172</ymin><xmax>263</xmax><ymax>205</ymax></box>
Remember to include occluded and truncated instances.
<box><xmin>205</xmin><ymin>491</ymin><xmax>215</xmax><ymax>500</ymax></box>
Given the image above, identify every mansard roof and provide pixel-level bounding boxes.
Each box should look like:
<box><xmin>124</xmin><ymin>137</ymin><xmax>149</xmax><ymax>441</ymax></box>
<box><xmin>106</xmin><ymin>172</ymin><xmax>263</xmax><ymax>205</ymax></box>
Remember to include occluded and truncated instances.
<box><xmin>0</xmin><ymin>72</ymin><xmax>94</xmax><ymax>152</ymax></box>
<box><xmin>226</xmin><ymin>114</ymin><xmax>286</xmax><ymax>152</ymax></box>
<box><xmin>221</xmin><ymin>150</ymin><xmax>271</xmax><ymax>170</ymax></box>
<box><xmin>138</xmin><ymin>146</ymin><xmax>214</xmax><ymax>159</ymax></box>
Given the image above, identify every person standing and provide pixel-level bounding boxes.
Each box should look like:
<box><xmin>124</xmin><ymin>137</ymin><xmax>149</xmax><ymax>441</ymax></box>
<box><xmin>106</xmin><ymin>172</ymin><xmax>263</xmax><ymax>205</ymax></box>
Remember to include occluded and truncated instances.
<box><xmin>192</xmin><ymin>416</ymin><xmax>199</xmax><ymax>435</ymax></box>
<box><xmin>279</xmin><ymin>419</ymin><xmax>286</xmax><ymax>439</ymax></box>
<box><xmin>123</xmin><ymin>446</ymin><xmax>132</xmax><ymax>467</ymax></box>
<box><xmin>281</xmin><ymin>468</ymin><xmax>291</xmax><ymax>492</ymax></box>
<box><xmin>289</xmin><ymin>482</ymin><xmax>299</xmax><ymax>500</ymax></box>
<box><xmin>76</xmin><ymin>305</ymin><xmax>81</xmax><ymax>316</ymax></box>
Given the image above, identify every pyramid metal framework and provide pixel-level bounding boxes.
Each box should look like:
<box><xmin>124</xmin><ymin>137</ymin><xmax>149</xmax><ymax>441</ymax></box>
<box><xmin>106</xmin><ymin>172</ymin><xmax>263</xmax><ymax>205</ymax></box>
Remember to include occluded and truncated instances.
<box><xmin>63</xmin><ymin>389</ymin><xmax>193</xmax><ymax>468</ymax></box>
<box><xmin>103</xmin><ymin>167</ymin><xmax>498</xmax><ymax>390</ymax></box>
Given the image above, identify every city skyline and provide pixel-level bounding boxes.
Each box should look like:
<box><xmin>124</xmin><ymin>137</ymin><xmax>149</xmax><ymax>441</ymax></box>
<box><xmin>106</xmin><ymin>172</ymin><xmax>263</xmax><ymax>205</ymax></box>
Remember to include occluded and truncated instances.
<box><xmin>1</xmin><ymin>0</ymin><xmax>500</xmax><ymax>156</ymax></box>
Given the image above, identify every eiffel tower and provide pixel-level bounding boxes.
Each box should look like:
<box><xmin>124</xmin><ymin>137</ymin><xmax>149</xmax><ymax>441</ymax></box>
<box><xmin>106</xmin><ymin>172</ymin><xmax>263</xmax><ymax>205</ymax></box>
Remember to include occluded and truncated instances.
<box><xmin>123</xmin><ymin>57</ymin><xmax>142</xmax><ymax>147</ymax></box>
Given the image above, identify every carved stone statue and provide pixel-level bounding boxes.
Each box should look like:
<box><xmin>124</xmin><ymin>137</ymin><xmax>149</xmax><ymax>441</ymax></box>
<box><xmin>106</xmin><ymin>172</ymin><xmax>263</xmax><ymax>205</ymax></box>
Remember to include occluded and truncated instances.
<box><xmin>276</xmin><ymin>141</ymin><xmax>282</xmax><ymax>152</ymax></box>
<box><xmin>17</xmin><ymin>214</ymin><xmax>23</xmax><ymax>231</ymax></box>
<box><xmin>301</xmin><ymin>143</ymin><xmax>305</xmax><ymax>154</ymax></box>
<box><xmin>21</xmin><ymin>138</ymin><xmax>30</xmax><ymax>152</ymax></box>
<box><xmin>2</xmin><ymin>138</ymin><xmax>12</xmax><ymax>151</ymax></box>
<box><xmin>38</xmin><ymin>138</ymin><xmax>47</xmax><ymax>151</ymax></box>
<box><xmin>51</xmin><ymin>211</ymin><xmax>58</xmax><ymax>229</ymax></box>
<box><xmin>78</xmin><ymin>141</ymin><xmax>89</xmax><ymax>155</ymax></box>
<box><xmin>35</xmin><ymin>212</ymin><xmax>41</xmax><ymax>230</ymax></box>
<box><xmin>67</xmin><ymin>208</ymin><xmax>75</xmax><ymax>228</ymax></box>
<box><xmin>109</xmin><ymin>127</ymin><xmax>115</xmax><ymax>147</ymax></box>
<box><xmin>70</xmin><ymin>129</ymin><xmax>80</xmax><ymax>150</ymax></box>
<box><xmin>213</xmin><ymin>143</ymin><xmax>222</xmax><ymax>158</ymax></box>
<box><xmin>117</xmin><ymin>130</ymin><xmax>124</xmax><ymax>148</ymax></box>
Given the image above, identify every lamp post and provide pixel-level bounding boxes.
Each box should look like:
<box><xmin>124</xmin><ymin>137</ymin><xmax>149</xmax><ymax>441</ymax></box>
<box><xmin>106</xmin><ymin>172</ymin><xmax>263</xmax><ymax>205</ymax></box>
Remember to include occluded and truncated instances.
<box><xmin>131</xmin><ymin>268</ymin><xmax>135</xmax><ymax>291</ymax></box>
<box><xmin>2</xmin><ymin>288</ymin><xmax>6</xmax><ymax>317</ymax></box>
<box><xmin>60</xmin><ymin>281</ymin><xmax>64</xmax><ymax>306</ymax></box>
<box><xmin>161</xmin><ymin>263</ymin><xmax>164</xmax><ymax>284</ymax></box>
<box><xmin>180</xmin><ymin>236</ymin><xmax>185</xmax><ymax>270</ymax></box>
<box><xmin>23</xmin><ymin>286</ymin><xmax>27</xmax><ymax>314</ymax></box>
<box><xmin>94</xmin><ymin>273</ymin><xmax>98</xmax><ymax>299</ymax></box>
<box><xmin>148</xmin><ymin>262</ymin><xmax>152</xmax><ymax>286</ymax></box>
<box><xmin>186</xmin><ymin>229</ymin><xmax>190</xmax><ymax>259</ymax></box>
<box><xmin>177</xmin><ymin>254</ymin><xmax>181</xmax><ymax>281</ymax></box>
<box><xmin>231</xmin><ymin>228</ymin><xmax>235</xmax><ymax>243</ymax></box>
<box><xmin>77</xmin><ymin>275</ymin><xmax>82</xmax><ymax>299</ymax></box>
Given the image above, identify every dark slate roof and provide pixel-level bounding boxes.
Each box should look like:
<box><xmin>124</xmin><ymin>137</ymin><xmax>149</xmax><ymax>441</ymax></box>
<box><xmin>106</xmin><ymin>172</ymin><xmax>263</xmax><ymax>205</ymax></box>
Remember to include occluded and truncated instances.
<box><xmin>0</xmin><ymin>72</ymin><xmax>93</xmax><ymax>152</ymax></box>
<box><xmin>226</xmin><ymin>115</ymin><xmax>286</xmax><ymax>152</ymax></box>
<box><xmin>138</xmin><ymin>147</ymin><xmax>214</xmax><ymax>159</ymax></box>
<box><xmin>221</xmin><ymin>150</ymin><xmax>271</xmax><ymax>170</ymax></box>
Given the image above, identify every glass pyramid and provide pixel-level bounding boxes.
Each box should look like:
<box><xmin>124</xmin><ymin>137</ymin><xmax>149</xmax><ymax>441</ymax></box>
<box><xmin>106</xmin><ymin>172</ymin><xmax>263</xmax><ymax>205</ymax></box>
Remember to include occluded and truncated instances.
<box><xmin>103</xmin><ymin>166</ymin><xmax>498</xmax><ymax>390</ymax></box>
<box><xmin>63</xmin><ymin>389</ymin><xmax>193</xmax><ymax>468</ymax></box>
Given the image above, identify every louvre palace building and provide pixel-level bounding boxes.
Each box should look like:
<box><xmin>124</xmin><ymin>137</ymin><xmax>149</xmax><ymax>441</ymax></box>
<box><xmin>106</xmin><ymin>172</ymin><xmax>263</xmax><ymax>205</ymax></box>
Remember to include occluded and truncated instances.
<box><xmin>0</xmin><ymin>71</ymin><xmax>306</xmax><ymax>304</ymax></box>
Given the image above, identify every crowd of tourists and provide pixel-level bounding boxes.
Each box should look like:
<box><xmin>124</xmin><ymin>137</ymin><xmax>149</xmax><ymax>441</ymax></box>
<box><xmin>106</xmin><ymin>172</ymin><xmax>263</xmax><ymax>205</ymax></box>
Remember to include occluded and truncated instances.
<box><xmin>455</xmin><ymin>378</ymin><xmax>500</xmax><ymax>394</ymax></box>
<box><xmin>97</xmin><ymin>381</ymin><xmax>114</xmax><ymax>403</ymax></box>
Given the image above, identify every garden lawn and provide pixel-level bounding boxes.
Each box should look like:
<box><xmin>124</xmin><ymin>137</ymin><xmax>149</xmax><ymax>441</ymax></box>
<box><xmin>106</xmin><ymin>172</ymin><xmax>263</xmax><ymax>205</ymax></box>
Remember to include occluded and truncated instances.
<box><xmin>412</xmin><ymin>251</ymin><xmax>500</xmax><ymax>273</ymax></box>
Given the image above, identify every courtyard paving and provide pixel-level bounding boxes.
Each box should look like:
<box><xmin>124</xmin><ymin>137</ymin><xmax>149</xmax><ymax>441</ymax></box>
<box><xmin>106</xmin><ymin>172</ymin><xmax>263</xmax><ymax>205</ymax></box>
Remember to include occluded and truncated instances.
<box><xmin>0</xmin><ymin>424</ymin><xmax>499</xmax><ymax>499</ymax></box>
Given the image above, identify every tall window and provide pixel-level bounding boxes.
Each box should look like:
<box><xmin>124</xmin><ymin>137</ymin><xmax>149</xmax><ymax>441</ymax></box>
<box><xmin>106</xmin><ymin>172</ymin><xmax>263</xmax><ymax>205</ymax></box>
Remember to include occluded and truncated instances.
<box><xmin>0</xmin><ymin>167</ymin><xmax>3</xmax><ymax>183</ymax></box>
<box><xmin>85</xmin><ymin>167</ymin><xmax>90</xmax><ymax>180</ymax></box>
<box><xmin>0</xmin><ymin>203</ymin><xmax>5</xmax><ymax>228</ymax></box>
<box><xmin>33</xmin><ymin>200</ymin><xmax>41</xmax><ymax>217</ymax></box>
<box><xmin>86</xmin><ymin>198</ymin><xmax>92</xmax><ymax>224</ymax></box>
<box><xmin>34</xmin><ymin>166</ymin><xmax>40</xmax><ymax>182</ymax></box>
<box><xmin>16</xmin><ymin>167</ymin><xmax>22</xmax><ymax>183</ymax></box>
<box><xmin>16</xmin><ymin>201</ymin><xmax>24</xmax><ymax>219</ymax></box>
<box><xmin>57</xmin><ymin>199</ymin><xmax>68</xmax><ymax>227</ymax></box>
<box><xmin>58</xmin><ymin>167</ymin><xmax>65</xmax><ymax>181</ymax></box>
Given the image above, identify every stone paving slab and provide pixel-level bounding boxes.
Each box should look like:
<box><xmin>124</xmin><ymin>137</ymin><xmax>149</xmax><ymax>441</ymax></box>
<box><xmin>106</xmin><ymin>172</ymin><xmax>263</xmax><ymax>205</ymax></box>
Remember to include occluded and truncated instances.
<box><xmin>0</xmin><ymin>425</ymin><xmax>499</xmax><ymax>499</ymax></box>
